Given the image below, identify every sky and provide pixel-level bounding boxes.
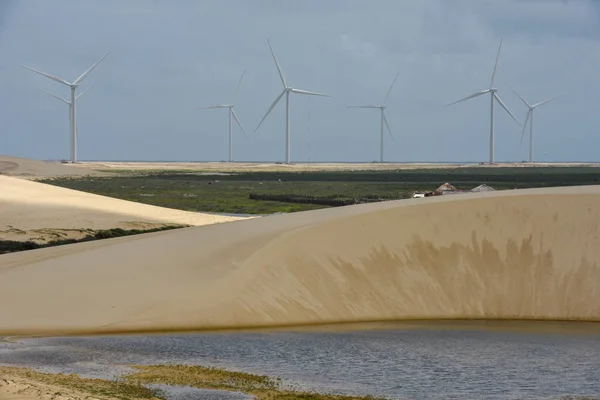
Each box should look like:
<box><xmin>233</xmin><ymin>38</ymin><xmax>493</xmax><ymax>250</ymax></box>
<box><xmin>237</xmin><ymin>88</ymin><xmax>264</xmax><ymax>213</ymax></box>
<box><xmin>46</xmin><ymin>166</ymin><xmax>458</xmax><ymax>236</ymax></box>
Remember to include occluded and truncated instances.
<box><xmin>1</xmin><ymin>0</ymin><xmax>599</xmax><ymax>163</ymax></box>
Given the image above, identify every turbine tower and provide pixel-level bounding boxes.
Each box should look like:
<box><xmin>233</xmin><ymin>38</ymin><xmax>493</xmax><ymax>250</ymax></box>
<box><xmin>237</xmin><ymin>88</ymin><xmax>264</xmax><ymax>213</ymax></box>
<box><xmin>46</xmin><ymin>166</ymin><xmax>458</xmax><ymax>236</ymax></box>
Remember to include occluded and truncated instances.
<box><xmin>21</xmin><ymin>53</ymin><xmax>110</xmax><ymax>163</ymax></box>
<box><xmin>254</xmin><ymin>39</ymin><xmax>328</xmax><ymax>164</ymax></box>
<box><xmin>446</xmin><ymin>39</ymin><xmax>520</xmax><ymax>164</ymax></box>
<box><xmin>38</xmin><ymin>84</ymin><xmax>96</xmax><ymax>152</ymax></box>
<box><xmin>509</xmin><ymin>85</ymin><xmax>560</xmax><ymax>163</ymax></box>
<box><xmin>347</xmin><ymin>71</ymin><xmax>400</xmax><ymax>163</ymax></box>
<box><xmin>198</xmin><ymin>70</ymin><xmax>248</xmax><ymax>162</ymax></box>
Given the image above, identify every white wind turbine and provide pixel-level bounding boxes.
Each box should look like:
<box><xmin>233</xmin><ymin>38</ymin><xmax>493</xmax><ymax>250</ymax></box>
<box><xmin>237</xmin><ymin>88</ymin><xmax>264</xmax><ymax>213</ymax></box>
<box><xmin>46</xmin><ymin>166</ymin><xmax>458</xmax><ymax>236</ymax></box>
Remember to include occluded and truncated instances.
<box><xmin>254</xmin><ymin>39</ymin><xmax>328</xmax><ymax>164</ymax></box>
<box><xmin>347</xmin><ymin>71</ymin><xmax>400</xmax><ymax>163</ymax></box>
<box><xmin>38</xmin><ymin>84</ymin><xmax>96</xmax><ymax>155</ymax></box>
<box><xmin>446</xmin><ymin>39</ymin><xmax>520</xmax><ymax>164</ymax></box>
<box><xmin>509</xmin><ymin>85</ymin><xmax>560</xmax><ymax>163</ymax></box>
<box><xmin>198</xmin><ymin>70</ymin><xmax>248</xmax><ymax>162</ymax></box>
<box><xmin>21</xmin><ymin>53</ymin><xmax>110</xmax><ymax>163</ymax></box>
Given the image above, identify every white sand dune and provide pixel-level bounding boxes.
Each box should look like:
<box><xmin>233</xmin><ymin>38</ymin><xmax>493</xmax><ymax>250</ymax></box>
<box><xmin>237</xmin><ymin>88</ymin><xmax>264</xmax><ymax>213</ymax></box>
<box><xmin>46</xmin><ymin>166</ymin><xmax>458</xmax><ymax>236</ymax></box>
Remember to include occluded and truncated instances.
<box><xmin>0</xmin><ymin>155</ymin><xmax>107</xmax><ymax>178</ymax></box>
<box><xmin>1</xmin><ymin>184</ymin><xmax>599</xmax><ymax>336</ymax></box>
<box><xmin>0</xmin><ymin>174</ymin><xmax>253</xmax><ymax>243</ymax></box>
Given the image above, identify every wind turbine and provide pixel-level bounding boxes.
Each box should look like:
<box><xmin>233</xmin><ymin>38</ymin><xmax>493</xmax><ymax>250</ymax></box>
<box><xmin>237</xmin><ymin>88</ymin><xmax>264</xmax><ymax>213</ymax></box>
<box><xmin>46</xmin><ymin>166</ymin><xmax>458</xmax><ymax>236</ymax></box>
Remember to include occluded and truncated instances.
<box><xmin>198</xmin><ymin>70</ymin><xmax>248</xmax><ymax>162</ymax></box>
<box><xmin>347</xmin><ymin>71</ymin><xmax>399</xmax><ymax>163</ymax></box>
<box><xmin>39</xmin><ymin>84</ymin><xmax>96</xmax><ymax>153</ymax></box>
<box><xmin>509</xmin><ymin>85</ymin><xmax>560</xmax><ymax>163</ymax></box>
<box><xmin>21</xmin><ymin>53</ymin><xmax>110</xmax><ymax>163</ymax></box>
<box><xmin>446</xmin><ymin>39</ymin><xmax>520</xmax><ymax>164</ymax></box>
<box><xmin>254</xmin><ymin>39</ymin><xmax>328</xmax><ymax>164</ymax></box>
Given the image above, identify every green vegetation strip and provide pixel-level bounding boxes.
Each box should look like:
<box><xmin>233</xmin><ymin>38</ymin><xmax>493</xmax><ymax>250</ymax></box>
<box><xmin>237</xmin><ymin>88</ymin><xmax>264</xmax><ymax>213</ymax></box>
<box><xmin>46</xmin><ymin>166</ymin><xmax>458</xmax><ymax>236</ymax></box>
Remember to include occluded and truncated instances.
<box><xmin>0</xmin><ymin>365</ymin><xmax>384</xmax><ymax>400</ymax></box>
<box><xmin>124</xmin><ymin>364</ymin><xmax>383</xmax><ymax>400</ymax></box>
<box><xmin>38</xmin><ymin>167</ymin><xmax>600</xmax><ymax>215</ymax></box>
<box><xmin>0</xmin><ymin>226</ymin><xmax>185</xmax><ymax>254</ymax></box>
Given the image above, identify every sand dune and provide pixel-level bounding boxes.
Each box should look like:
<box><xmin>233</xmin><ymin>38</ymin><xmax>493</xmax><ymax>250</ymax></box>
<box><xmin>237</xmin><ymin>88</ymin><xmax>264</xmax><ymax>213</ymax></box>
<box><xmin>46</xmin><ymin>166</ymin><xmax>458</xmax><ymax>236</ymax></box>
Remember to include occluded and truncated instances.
<box><xmin>0</xmin><ymin>175</ymin><xmax>252</xmax><ymax>243</ymax></box>
<box><xmin>1</xmin><ymin>184</ymin><xmax>599</xmax><ymax>336</ymax></box>
<box><xmin>0</xmin><ymin>155</ymin><xmax>107</xmax><ymax>178</ymax></box>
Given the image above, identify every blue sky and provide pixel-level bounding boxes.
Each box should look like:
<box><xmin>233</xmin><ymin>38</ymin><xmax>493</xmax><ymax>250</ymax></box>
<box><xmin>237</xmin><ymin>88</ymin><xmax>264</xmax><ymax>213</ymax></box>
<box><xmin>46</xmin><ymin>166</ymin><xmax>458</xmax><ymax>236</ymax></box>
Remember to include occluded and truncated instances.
<box><xmin>1</xmin><ymin>0</ymin><xmax>599</xmax><ymax>163</ymax></box>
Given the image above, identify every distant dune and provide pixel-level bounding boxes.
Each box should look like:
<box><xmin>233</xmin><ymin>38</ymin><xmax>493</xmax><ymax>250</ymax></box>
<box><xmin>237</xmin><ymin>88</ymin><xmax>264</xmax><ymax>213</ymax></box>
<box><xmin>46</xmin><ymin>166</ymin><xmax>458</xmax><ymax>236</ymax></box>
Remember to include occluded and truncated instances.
<box><xmin>0</xmin><ymin>174</ymin><xmax>253</xmax><ymax>243</ymax></box>
<box><xmin>72</xmin><ymin>160</ymin><xmax>600</xmax><ymax>173</ymax></box>
<box><xmin>0</xmin><ymin>155</ymin><xmax>107</xmax><ymax>178</ymax></box>
<box><xmin>0</xmin><ymin>184</ymin><xmax>599</xmax><ymax>336</ymax></box>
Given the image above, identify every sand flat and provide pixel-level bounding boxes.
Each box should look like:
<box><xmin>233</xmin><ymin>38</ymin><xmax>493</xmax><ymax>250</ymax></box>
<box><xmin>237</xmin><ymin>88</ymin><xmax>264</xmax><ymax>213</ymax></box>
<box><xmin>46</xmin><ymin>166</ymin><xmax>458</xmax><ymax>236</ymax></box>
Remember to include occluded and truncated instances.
<box><xmin>0</xmin><ymin>174</ymin><xmax>253</xmax><ymax>243</ymax></box>
<box><xmin>1</xmin><ymin>184</ymin><xmax>599</xmax><ymax>336</ymax></box>
<box><xmin>71</xmin><ymin>160</ymin><xmax>600</xmax><ymax>173</ymax></box>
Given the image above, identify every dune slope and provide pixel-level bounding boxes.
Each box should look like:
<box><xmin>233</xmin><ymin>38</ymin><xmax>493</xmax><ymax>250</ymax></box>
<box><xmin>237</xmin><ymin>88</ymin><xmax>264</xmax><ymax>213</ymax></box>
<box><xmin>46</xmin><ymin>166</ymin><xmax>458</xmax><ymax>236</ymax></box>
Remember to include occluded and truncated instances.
<box><xmin>0</xmin><ymin>174</ymin><xmax>252</xmax><ymax>243</ymax></box>
<box><xmin>0</xmin><ymin>185</ymin><xmax>599</xmax><ymax>335</ymax></box>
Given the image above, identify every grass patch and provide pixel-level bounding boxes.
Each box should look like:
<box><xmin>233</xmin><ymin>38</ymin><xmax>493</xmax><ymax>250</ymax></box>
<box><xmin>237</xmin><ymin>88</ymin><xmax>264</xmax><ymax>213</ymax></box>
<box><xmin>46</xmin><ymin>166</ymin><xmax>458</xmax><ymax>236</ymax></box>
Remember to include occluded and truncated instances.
<box><xmin>0</xmin><ymin>364</ymin><xmax>384</xmax><ymax>400</ymax></box>
<box><xmin>38</xmin><ymin>167</ymin><xmax>600</xmax><ymax>215</ymax></box>
<box><xmin>125</xmin><ymin>364</ymin><xmax>383</xmax><ymax>400</ymax></box>
<box><xmin>0</xmin><ymin>366</ymin><xmax>160</xmax><ymax>399</ymax></box>
<box><xmin>0</xmin><ymin>225</ymin><xmax>185</xmax><ymax>254</ymax></box>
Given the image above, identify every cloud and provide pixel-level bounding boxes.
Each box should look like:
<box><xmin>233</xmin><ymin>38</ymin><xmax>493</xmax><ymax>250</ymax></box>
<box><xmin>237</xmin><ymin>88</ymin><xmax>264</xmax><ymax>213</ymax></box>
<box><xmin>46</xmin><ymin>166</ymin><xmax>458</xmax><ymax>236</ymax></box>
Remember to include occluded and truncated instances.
<box><xmin>1</xmin><ymin>0</ymin><xmax>599</xmax><ymax>162</ymax></box>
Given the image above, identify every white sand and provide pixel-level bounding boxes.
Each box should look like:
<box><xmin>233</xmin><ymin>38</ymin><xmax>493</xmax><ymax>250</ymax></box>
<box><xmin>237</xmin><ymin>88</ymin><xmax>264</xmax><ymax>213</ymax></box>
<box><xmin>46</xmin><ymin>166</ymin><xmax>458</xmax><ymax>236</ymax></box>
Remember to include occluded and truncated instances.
<box><xmin>0</xmin><ymin>174</ymin><xmax>253</xmax><ymax>243</ymax></box>
<box><xmin>1</xmin><ymin>183</ymin><xmax>599</xmax><ymax>336</ymax></box>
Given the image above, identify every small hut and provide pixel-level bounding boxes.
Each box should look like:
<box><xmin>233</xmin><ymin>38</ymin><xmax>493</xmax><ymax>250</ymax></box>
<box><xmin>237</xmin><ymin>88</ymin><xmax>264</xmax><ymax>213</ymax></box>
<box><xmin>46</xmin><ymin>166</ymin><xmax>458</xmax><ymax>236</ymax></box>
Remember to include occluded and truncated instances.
<box><xmin>471</xmin><ymin>184</ymin><xmax>495</xmax><ymax>192</ymax></box>
<box><xmin>434</xmin><ymin>182</ymin><xmax>458</xmax><ymax>195</ymax></box>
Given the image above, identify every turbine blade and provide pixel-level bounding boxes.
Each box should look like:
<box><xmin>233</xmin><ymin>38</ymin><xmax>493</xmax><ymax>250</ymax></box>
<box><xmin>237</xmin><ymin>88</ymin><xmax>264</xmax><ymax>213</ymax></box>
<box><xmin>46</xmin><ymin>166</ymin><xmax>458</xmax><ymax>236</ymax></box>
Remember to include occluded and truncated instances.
<box><xmin>520</xmin><ymin>110</ymin><xmax>531</xmax><ymax>147</ymax></box>
<box><xmin>347</xmin><ymin>105</ymin><xmax>381</xmax><ymax>108</ymax></box>
<box><xmin>383</xmin><ymin>71</ymin><xmax>400</xmax><ymax>105</ymax></box>
<box><xmin>76</xmin><ymin>83</ymin><xmax>96</xmax><ymax>100</ymax></box>
<box><xmin>532</xmin><ymin>95</ymin><xmax>561</xmax><ymax>108</ymax></box>
<box><xmin>290</xmin><ymin>88</ymin><xmax>328</xmax><ymax>97</ymax></box>
<box><xmin>232</xmin><ymin>108</ymin><xmax>248</xmax><ymax>138</ymax></box>
<box><xmin>383</xmin><ymin>111</ymin><xmax>394</xmax><ymax>142</ymax></box>
<box><xmin>73</xmin><ymin>52</ymin><xmax>110</xmax><ymax>85</ymax></box>
<box><xmin>494</xmin><ymin>92</ymin><xmax>521</xmax><ymax>126</ymax></box>
<box><xmin>197</xmin><ymin>105</ymin><xmax>229</xmax><ymax>109</ymax></box>
<box><xmin>254</xmin><ymin>90</ymin><xmax>285</xmax><ymax>132</ymax></box>
<box><xmin>490</xmin><ymin>38</ymin><xmax>503</xmax><ymax>89</ymax></box>
<box><xmin>508</xmin><ymin>84</ymin><xmax>531</xmax><ymax>108</ymax></box>
<box><xmin>445</xmin><ymin>90</ymin><xmax>490</xmax><ymax>107</ymax></box>
<box><xmin>38</xmin><ymin>88</ymin><xmax>69</xmax><ymax>104</ymax></box>
<box><xmin>21</xmin><ymin>65</ymin><xmax>70</xmax><ymax>86</ymax></box>
<box><xmin>267</xmin><ymin>39</ymin><xmax>287</xmax><ymax>88</ymax></box>
<box><xmin>231</xmin><ymin>69</ymin><xmax>246</xmax><ymax>104</ymax></box>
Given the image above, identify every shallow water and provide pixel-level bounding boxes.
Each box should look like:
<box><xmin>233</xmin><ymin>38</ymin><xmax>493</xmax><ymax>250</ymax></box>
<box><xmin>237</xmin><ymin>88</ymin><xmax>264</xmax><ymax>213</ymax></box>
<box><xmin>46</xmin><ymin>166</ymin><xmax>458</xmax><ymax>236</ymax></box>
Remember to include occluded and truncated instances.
<box><xmin>1</xmin><ymin>323</ymin><xmax>600</xmax><ymax>399</ymax></box>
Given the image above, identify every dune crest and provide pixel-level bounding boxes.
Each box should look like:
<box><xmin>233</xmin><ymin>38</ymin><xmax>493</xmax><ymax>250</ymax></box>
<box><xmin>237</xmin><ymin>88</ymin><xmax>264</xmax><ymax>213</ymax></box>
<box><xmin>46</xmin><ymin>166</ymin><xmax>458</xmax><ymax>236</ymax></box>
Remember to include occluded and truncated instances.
<box><xmin>1</xmin><ymin>185</ymin><xmax>599</xmax><ymax>335</ymax></box>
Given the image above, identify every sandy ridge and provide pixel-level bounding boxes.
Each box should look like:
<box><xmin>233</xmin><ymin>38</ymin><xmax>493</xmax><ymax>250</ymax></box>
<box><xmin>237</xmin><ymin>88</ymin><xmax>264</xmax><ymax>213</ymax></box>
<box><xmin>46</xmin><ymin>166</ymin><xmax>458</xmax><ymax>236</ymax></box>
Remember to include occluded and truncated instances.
<box><xmin>1</xmin><ymin>184</ymin><xmax>600</xmax><ymax>336</ymax></box>
<box><xmin>0</xmin><ymin>174</ymin><xmax>253</xmax><ymax>243</ymax></box>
